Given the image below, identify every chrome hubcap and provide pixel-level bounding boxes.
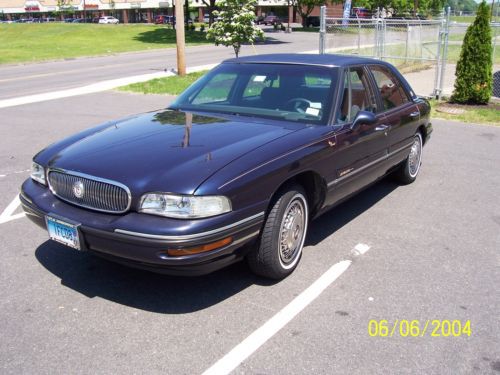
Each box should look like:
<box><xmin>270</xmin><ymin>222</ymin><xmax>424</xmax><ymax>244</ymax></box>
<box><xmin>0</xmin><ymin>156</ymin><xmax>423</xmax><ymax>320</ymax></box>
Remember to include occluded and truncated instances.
<box><xmin>408</xmin><ymin>136</ymin><xmax>422</xmax><ymax>177</ymax></box>
<box><xmin>279</xmin><ymin>199</ymin><xmax>305</xmax><ymax>265</ymax></box>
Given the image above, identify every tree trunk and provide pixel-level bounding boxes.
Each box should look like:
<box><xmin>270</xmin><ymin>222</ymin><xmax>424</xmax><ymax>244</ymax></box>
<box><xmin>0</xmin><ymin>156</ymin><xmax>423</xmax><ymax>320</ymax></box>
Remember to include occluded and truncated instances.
<box><xmin>234</xmin><ymin>44</ymin><xmax>240</xmax><ymax>58</ymax></box>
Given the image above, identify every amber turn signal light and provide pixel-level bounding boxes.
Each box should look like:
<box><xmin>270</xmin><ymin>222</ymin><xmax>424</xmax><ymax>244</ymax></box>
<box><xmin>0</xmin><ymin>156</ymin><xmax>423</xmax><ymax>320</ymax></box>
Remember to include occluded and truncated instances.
<box><xmin>167</xmin><ymin>236</ymin><xmax>233</xmax><ymax>256</ymax></box>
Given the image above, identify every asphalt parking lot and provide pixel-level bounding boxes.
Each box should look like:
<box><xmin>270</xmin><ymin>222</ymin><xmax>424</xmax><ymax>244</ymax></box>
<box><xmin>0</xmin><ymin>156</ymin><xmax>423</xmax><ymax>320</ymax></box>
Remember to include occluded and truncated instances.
<box><xmin>1</xmin><ymin>91</ymin><xmax>499</xmax><ymax>374</ymax></box>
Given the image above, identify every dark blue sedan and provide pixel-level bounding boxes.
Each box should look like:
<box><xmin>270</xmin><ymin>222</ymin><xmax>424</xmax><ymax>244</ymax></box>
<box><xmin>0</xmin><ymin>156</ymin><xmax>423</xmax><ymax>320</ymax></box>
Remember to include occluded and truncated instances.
<box><xmin>21</xmin><ymin>54</ymin><xmax>432</xmax><ymax>279</ymax></box>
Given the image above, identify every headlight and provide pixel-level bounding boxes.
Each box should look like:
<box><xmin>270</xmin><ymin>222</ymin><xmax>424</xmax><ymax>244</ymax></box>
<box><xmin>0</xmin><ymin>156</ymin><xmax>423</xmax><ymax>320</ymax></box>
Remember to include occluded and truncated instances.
<box><xmin>139</xmin><ymin>193</ymin><xmax>231</xmax><ymax>219</ymax></box>
<box><xmin>30</xmin><ymin>162</ymin><xmax>46</xmax><ymax>185</ymax></box>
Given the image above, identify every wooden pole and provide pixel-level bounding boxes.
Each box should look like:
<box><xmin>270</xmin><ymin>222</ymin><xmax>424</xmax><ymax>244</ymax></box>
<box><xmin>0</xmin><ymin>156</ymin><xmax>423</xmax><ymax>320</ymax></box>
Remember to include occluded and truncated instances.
<box><xmin>175</xmin><ymin>0</ymin><xmax>186</xmax><ymax>76</ymax></box>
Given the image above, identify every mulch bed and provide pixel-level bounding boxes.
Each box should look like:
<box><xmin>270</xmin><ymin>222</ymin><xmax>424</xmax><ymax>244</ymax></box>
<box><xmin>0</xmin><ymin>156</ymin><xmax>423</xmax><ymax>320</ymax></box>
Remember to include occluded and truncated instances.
<box><xmin>436</xmin><ymin>99</ymin><xmax>500</xmax><ymax>114</ymax></box>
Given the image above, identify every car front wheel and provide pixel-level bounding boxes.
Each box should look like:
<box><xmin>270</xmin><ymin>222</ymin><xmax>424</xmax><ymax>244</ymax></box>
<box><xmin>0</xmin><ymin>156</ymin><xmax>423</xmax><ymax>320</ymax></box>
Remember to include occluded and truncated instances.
<box><xmin>247</xmin><ymin>185</ymin><xmax>309</xmax><ymax>279</ymax></box>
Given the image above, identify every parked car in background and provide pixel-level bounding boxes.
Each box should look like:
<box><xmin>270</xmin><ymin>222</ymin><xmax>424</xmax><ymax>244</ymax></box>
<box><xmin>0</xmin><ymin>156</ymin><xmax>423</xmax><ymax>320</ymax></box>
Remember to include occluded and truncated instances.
<box><xmin>255</xmin><ymin>15</ymin><xmax>265</xmax><ymax>25</ymax></box>
<box><xmin>98</xmin><ymin>16</ymin><xmax>119</xmax><ymax>24</ymax></box>
<box><xmin>351</xmin><ymin>7</ymin><xmax>371</xmax><ymax>18</ymax></box>
<box><xmin>263</xmin><ymin>15</ymin><xmax>281</xmax><ymax>25</ymax></box>
<box><xmin>72</xmin><ymin>18</ymin><xmax>85</xmax><ymax>23</ymax></box>
<box><xmin>306</xmin><ymin>16</ymin><xmax>320</xmax><ymax>27</ymax></box>
<box><xmin>64</xmin><ymin>17</ymin><xmax>75</xmax><ymax>23</ymax></box>
<box><xmin>154</xmin><ymin>15</ymin><xmax>174</xmax><ymax>24</ymax></box>
<box><xmin>22</xmin><ymin>54</ymin><xmax>432</xmax><ymax>280</ymax></box>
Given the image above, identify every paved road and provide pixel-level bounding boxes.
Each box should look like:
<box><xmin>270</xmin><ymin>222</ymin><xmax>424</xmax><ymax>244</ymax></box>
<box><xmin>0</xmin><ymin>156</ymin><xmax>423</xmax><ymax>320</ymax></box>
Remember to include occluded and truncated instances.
<box><xmin>1</xmin><ymin>91</ymin><xmax>499</xmax><ymax>374</ymax></box>
<box><xmin>0</xmin><ymin>31</ymin><xmax>319</xmax><ymax>101</ymax></box>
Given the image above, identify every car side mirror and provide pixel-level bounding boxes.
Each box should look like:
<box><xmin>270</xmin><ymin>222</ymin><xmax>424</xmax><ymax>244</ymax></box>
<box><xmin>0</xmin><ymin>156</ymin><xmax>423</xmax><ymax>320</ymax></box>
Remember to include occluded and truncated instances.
<box><xmin>351</xmin><ymin>111</ymin><xmax>377</xmax><ymax>130</ymax></box>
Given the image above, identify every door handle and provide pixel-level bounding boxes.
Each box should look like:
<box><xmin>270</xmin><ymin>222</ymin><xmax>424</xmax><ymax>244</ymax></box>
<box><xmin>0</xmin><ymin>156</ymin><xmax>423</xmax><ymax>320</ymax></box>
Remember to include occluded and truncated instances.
<box><xmin>375</xmin><ymin>124</ymin><xmax>391</xmax><ymax>132</ymax></box>
<box><xmin>409</xmin><ymin>111</ymin><xmax>420</xmax><ymax>118</ymax></box>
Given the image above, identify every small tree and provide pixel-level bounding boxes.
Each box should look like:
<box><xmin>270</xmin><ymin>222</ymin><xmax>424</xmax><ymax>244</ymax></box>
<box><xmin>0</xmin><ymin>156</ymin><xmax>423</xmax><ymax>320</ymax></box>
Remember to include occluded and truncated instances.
<box><xmin>206</xmin><ymin>0</ymin><xmax>264</xmax><ymax>58</ymax></box>
<box><xmin>293</xmin><ymin>0</ymin><xmax>327</xmax><ymax>27</ymax></box>
<box><xmin>201</xmin><ymin>0</ymin><xmax>218</xmax><ymax>26</ymax></box>
<box><xmin>451</xmin><ymin>1</ymin><xmax>492</xmax><ymax>104</ymax></box>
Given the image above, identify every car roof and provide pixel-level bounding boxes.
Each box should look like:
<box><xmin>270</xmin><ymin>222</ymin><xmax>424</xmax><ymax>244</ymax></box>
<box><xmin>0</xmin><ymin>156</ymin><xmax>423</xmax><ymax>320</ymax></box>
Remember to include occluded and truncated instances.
<box><xmin>223</xmin><ymin>54</ymin><xmax>392</xmax><ymax>69</ymax></box>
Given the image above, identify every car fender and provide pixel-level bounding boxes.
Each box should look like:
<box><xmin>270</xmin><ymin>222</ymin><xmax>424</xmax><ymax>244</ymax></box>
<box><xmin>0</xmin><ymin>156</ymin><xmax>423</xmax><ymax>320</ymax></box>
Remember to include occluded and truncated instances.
<box><xmin>194</xmin><ymin>125</ymin><xmax>337</xmax><ymax>215</ymax></box>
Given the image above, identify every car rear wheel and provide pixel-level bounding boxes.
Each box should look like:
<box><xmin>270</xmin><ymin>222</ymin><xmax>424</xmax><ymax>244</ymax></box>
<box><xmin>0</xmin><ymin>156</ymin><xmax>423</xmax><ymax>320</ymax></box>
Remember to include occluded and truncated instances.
<box><xmin>247</xmin><ymin>186</ymin><xmax>309</xmax><ymax>279</ymax></box>
<box><xmin>394</xmin><ymin>132</ymin><xmax>423</xmax><ymax>184</ymax></box>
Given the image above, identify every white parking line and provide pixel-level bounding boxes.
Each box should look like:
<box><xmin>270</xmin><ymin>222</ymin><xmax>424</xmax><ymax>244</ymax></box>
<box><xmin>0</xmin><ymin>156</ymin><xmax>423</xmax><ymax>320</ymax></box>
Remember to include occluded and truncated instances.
<box><xmin>0</xmin><ymin>195</ymin><xmax>25</xmax><ymax>224</ymax></box>
<box><xmin>202</xmin><ymin>259</ymin><xmax>352</xmax><ymax>375</ymax></box>
<box><xmin>352</xmin><ymin>243</ymin><xmax>371</xmax><ymax>256</ymax></box>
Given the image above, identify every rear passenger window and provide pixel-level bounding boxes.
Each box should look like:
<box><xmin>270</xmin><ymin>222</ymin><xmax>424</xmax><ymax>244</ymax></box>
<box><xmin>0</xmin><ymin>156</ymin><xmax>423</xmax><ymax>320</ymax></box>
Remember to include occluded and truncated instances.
<box><xmin>370</xmin><ymin>65</ymin><xmax>409</xmax><ymax>111</ymax></box>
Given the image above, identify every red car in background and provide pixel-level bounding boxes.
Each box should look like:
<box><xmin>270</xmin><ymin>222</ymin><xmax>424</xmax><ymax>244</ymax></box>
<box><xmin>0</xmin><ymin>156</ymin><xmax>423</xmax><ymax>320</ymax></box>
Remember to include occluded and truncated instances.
<box><xmin>351</xmin><ymin>7</ymin><xmax>371</xmax><ymax>18</ymax></box>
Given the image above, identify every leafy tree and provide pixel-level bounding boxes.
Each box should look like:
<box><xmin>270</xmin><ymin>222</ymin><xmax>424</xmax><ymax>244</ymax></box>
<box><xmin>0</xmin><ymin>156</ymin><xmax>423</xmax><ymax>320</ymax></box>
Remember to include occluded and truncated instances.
<box><xmin>293</xmin><ymin>0</ymin><xmax>327</xmax><ymax>27</ymax></box>
<box><xmin>206</xmin><ymin>0</ymin><xmax>264</xmax><ymax>58</ymax></box>
<box><xmin>444</xmin><ymin>0</ymin><xmax>478</xmax><ymax>13</ymax></box>
<box><xmin>451</xmin><ymin>1</ymin><xmax>492</xmax><ymax>104</ymax></box>
<box><xmin>356</xmin><ymin>0</ymin><xmax>443</xmax><ymax>15</ymax></box>
<box><xmin>201</xmin><ymin>0</ymin><xmax>218</xmax><ymax>25</ymax></box>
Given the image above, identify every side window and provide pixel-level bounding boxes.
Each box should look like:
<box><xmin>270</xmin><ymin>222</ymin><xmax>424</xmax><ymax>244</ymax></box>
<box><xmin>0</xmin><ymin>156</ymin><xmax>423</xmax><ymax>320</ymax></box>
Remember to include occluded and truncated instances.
<box><xmin>192</xmin><ymin>73</ymin><xmax>237</xmax><ymax>104</ymax></box>
<box><xmin>337</xmin><ymin>67</ymin><xmax>376</xmax><ymax>124</ymax></box>
<box><xmin>370</xmin><ymin>65</ymin><xmax>410</xmax><ymax>111</ymax></box>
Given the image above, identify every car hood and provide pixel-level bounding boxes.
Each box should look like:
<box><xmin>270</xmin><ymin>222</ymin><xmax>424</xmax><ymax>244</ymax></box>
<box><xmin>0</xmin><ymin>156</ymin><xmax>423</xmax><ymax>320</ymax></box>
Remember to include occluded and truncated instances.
<box><xmin>47</xmin><ymin>110</ymin><xmax>301</xmax><ymax>195</ymax></box>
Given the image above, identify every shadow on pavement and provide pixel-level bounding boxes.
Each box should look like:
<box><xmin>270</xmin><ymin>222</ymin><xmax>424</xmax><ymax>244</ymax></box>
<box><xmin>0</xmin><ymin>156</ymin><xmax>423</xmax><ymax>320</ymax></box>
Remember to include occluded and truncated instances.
<box><xmin>253</xmin><ymin>36</ymin><xmax>290</xmax><ymax>45</ymax></box>
<box><xmin>133</xmin><ymin>28</ymin><xmax>208</xmax><ymax>44</ymax></box>
<box><xmin>35</xmin><ymin>178</ymin><xmax>398</xmax><ymax>313</ymax></box>
<box><xmin>35</xmin><ymin>241</ymin><xmax>274</xmax><ymax>314</ymax></box>
<box><xmin>305</xmin><ymin>178</ymin><xmax>399</xmax><ymax>246</ymax></box>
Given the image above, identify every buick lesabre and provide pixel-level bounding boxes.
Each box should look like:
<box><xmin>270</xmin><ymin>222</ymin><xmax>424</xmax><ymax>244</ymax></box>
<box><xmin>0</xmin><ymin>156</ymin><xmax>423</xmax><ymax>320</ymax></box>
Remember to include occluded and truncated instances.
<box><xmin>21</xmin><ymin>54</ymin><xmax>432</xmax><ymax>279</ymax></box>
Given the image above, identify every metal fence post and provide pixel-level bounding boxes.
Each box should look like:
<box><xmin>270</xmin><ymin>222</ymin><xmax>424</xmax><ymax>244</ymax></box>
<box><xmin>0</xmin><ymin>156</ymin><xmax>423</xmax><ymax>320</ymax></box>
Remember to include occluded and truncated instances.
<box><xmin>405</xmin><ymin>20</ymin><xmax>410</xmax><ymax>63</ymax></box>
<box><xmin>438</xmin><ymin>7</ymin><xmax>451</xmax><ymax>99</ymax></box>
<box><xmin>433</xmin><ymin>10</ymin><xmax>445</xmax><ymax>98</ymax></box>
<box><xmin>357</xmin><ymin>18</ymin><xmax>361</xmax><ymax>54</ymax></box>
<box><xmin>319</xmin><ymin>5</ymin><xmax>326</xmax><ymax>54</ymax></box>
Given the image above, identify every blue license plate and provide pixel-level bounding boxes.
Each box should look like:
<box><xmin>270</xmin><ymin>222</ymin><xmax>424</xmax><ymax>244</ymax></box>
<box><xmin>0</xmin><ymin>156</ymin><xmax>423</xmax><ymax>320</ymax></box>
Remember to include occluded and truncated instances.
<box><xmin>46</xmin><ymin>216</ymin><xmax>81</xmax><ymax>250</ymax></box>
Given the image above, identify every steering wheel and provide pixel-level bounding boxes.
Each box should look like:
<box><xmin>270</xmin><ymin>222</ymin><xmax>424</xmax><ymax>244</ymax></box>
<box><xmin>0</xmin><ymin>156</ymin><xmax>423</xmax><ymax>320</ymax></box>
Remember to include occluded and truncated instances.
<box><xmin>285</xmin><ymin>98</ymin><xmax>313</xmax><ymax>114</ymax></box>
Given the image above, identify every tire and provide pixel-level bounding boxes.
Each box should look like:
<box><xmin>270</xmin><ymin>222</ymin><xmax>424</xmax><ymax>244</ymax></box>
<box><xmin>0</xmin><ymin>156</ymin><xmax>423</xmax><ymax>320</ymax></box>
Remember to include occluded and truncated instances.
<box><xmin>247</xmin><ymin>185</ymin><xmax>309</xmax><ymax>280</ymax></box>
<box><xmin>394</xmin><ymin>132</ymin><xmax>423</xmax><ymax>184</ymax></box>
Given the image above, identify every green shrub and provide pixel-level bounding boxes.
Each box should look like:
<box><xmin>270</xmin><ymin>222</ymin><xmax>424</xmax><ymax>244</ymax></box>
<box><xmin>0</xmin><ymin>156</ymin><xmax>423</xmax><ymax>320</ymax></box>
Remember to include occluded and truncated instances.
<box><xmin>451</xmin><ymin>1</ymin><xmax>493</xmax><ymax>104</ymax></box>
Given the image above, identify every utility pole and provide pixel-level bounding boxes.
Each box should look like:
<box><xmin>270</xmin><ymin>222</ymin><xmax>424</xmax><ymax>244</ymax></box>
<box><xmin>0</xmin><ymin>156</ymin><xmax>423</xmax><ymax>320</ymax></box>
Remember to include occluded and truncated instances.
<box><xmin>175</xmin><ymin>0</ymin><xmax>186</xmax><ymax>76</ymax></box>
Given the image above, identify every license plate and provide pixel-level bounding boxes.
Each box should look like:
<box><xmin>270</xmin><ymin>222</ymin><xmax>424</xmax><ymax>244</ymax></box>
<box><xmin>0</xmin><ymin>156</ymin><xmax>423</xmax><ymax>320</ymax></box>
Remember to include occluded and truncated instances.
<box><xmin>46</xmin><ymin>216</ymin><xmax>81</xmax><ymax>250</ymax></box>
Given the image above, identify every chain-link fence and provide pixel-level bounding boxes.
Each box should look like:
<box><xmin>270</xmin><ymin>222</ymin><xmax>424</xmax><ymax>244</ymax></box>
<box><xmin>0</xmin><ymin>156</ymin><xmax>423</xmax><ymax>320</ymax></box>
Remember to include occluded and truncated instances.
<box><xmin>319</xmin><ymin>6</ymin><xmax>500</xmax><ymax>98</ymax></box>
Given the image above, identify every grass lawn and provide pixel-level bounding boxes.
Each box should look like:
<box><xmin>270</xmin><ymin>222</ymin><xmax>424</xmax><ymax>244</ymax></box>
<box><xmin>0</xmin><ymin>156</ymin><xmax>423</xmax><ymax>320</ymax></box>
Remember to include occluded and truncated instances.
<box><xmin>0</xmin><ymin>24</ymin><xmax>209</xmax><ymax>65</ymax></box>
<box><xmin>449</xmin><ymin>16</ymin><xmax>475</xmax><ymax>23</ymax></box>
<box><xmin>430</xmin><ymin>99</ymin><xmax>500</xmax><ymax>126</ymax></box>
<box><xmin>118</xmin><ymin>70</ymin><xmax>208</xmax><ymax>95</ymax></box>
<box><xmin>445</xmin><ymin>44</ymin><xmax>500</xmax><ymax>64</ymax></box>
<box><xmin>334</xmin><ymin>42</ymin><xmax>500</xmax><ymax>65</ymax></box>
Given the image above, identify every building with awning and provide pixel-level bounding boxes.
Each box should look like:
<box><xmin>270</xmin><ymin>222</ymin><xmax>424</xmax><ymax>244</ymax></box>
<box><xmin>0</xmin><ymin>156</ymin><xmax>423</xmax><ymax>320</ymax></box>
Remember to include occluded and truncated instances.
<box><xmin>0</xmin><ymin>0</ymin><xmax>340</xmax><ymax>24</ymax></box>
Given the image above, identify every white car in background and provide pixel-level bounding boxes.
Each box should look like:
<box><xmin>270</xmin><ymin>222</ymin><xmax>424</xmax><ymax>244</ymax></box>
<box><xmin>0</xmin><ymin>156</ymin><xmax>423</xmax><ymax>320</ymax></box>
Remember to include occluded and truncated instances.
<box><xmin>98</xmin><ymin>16</ymin><xmax>119</xmax><ymax>24</ymax></box>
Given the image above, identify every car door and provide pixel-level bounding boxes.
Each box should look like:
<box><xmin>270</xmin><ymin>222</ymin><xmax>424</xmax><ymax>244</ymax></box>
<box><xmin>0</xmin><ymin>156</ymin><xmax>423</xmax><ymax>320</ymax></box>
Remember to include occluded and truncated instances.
<box><xmin>368</xmin><ymin>64</ymin><xmax>420</xmax><ymax>159</ymax></box>
<box><xmin>326</xmin><ymin>65</ymin><xmax>390</xmax><ymax>205</ymax></box>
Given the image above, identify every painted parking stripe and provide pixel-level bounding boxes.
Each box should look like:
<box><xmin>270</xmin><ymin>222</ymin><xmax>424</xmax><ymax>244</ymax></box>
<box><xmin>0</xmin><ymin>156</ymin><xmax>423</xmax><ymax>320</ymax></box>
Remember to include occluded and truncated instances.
<box><xmin>352</xmin><ymin>243</ymin><xmax>371</xmax><ymax>256</ymax></box>
<box><xmin>202</xmin><ymin>259</ymin><xmax>352</xmax><ymax>375</ymax></box>
<box><xmin>0</xmin><ymin>195</ymin><xmax>25</xmax><ymax>224</ymax></box>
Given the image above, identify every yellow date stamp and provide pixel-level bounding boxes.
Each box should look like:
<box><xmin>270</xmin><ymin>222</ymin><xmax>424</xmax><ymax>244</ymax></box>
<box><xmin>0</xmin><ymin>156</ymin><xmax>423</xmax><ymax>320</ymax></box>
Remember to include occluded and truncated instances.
<box><xmin>368</xmin><ymin>320</ymin><xmax>471</xmax><ymax>337</ymax></box>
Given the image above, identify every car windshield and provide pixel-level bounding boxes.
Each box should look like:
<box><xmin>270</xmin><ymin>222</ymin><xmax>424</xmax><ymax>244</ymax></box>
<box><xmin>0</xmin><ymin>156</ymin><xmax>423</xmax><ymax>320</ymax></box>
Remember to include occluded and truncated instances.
<box><xmin>170</xmin><ymin>63</ymin><xmax>338</xmax><ymax>125</ymax></box>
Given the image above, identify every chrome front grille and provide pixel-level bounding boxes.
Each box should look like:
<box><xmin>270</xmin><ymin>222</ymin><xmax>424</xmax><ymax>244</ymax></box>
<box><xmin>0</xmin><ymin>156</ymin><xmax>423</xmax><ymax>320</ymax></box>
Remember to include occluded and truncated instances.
<box><xmin>48</xmin><ymin>170</ymin><xmax>131</xmax><ymax>213</ymax></box>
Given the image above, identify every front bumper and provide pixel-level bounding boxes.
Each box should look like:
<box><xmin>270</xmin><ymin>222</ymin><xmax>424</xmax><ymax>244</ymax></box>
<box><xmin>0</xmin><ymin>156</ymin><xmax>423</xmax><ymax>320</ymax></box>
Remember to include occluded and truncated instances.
<box><xmin>21</xmin><ymin>179</ymin><xmax>264</xmax><ymax>276</ymax></box>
